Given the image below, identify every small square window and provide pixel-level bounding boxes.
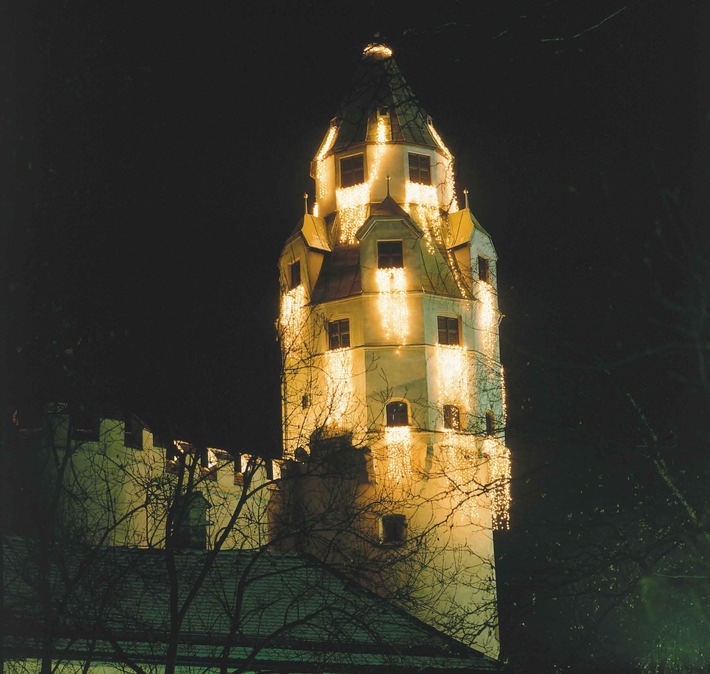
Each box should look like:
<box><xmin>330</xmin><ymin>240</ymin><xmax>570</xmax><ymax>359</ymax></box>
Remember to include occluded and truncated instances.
<box><xmin>386</xmin><ymin>401</ymin><xmax>409</xmax><ymax>427</ymax></box>
<box><xmin>340</xmin><ymin>154</ymin><xmax>365</xmax><ymax>188</ymax></box>
<box><xmin>408</xmin><ymin>153</ymin><xmax>431</xmax><ymax>185</ymax></box>
<box><xmin>478</xmin><ymin>256</ymin><xmax>490</xmax><ymax>283</ymax></box>
<box><xmin>485</xmin><ymin>411</ymin><xmax>496</xmax><ymax>436</ymax></box>
<box><xmin>289</xmin><ymin>260</ymin><xmax>301</xmax><ymax>289</ymax></box>
<box><xmin>380</xmin><ymin>514</ymin><xmax>407</xmax><ymax>545</ymax></box>
<box><xmin>443</xmin><ymin>405</ymin><xmax>460</xmax><ymax>430</ymax></box>
<box><xmin>377</xmin><ymin>241</ymin><xmax>403</xmax><ymax>268</ymax></box>
<box><xmin>437</xmin><ymin>316</ymin><xmax>460</xmax><ymax>346</ymax></box>
<box><xmin>328</xmin><ymin>318</ymin><xmax>350</xmax><ymax>350</ymax></box>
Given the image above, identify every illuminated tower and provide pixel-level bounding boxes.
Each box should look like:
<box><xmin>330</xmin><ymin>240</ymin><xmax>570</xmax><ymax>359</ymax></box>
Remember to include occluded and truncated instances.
<box><xmin>277</xmin><ymin>44</ymin><xmax>510</xmax><ymax>658</ymax></box>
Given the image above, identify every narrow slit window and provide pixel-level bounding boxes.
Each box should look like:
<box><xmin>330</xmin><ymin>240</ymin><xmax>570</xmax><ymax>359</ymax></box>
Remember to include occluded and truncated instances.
<box><xmin>485</xmin><ymin>411</ymin><xmax>496</xmax><ymax>436</ymax></box>
<box><xmin>478</xmin><ymin>256</ymin><xmax>490</xmax><ymax>283</ymax></box>
<box><xmin>289</xmin><ymin>260</ymin><xmax>301</xmax><ymax>289</ymax></box>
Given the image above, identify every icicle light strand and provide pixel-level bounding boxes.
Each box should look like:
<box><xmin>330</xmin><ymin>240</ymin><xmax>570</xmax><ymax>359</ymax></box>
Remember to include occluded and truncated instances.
<box><xmin>280</xmin><ymin>284</ymin><xmax>308</xmax><ymax>354</ymax></box>
<box><xmin>483</xmin><ymin>437</ymin><xmax>511</xmax><ymax>529</ymax></box>
<box><xmin>436</xmin><ymin>344</ymin><xmax>470</xmax><ymax>410</ymax></box>
<box><xmin>323</xmin><ymin>348</ymin><xmax>353</xmax><ymax>427</ymax></box>
<box><xmin>383</xmin><ymin>426</ymin><xmax>412</xmax><ymax>482</ymax></box>
<box><xmin>375</xmin><ymin>268</ymin><xmax>408</xmax><ymax>344</ymax></box>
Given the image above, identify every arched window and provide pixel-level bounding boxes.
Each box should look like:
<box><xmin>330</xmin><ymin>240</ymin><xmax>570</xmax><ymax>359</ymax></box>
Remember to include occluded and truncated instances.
<box><xmin>386</xmin><ymin>401</ymin><xmax>409</xmax><ymax>427</ymax></box>
<box><xmin>443</xmin><ymin>405</ymin><xmax>460</xmax><ymax>431</ymax></box>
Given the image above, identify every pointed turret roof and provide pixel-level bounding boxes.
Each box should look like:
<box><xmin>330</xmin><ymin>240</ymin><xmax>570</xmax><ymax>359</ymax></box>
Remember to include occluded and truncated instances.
<box><xmin>330</xmin><ymin>43</ymin><xmax>440</xmax><ymax>154</ymax></box>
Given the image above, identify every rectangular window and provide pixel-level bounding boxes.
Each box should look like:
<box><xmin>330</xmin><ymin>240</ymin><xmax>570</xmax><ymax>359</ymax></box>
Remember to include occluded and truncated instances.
<box><xmin>478</xmin><ymin>256</ymin><xmax>490</xmax><ymax>283</ymax></box>
<box><xmin>437</xmin><ymin>316</ymin><xmax>460</xmax><ymax>346</ymax></box>
<box><xmin>340</xmin><ymin>154</ymin><xmax>365</xmax><ymax>187</ymax></box>
<box><xmin>377</xmin><ymin>240</ymin><xmax>403</xmax><ymax>268</ymax></box>
<box><xmin>380</xmin><ymin>514</ymin><xmax>407</xmax><ymax>545</ymax></box>
<box><xmin>328</xmin><ymin>318</ymin><xmax>350</xmax><ymax>350</ymax></box>
<box><xmin>289</xmin><ymin>260</ymin><xmax>301</xmax><ymax>289</ymax></box>
<box><xmin>408</xmin><ymin>153</ymin><xmax>431</xmax><ymax>185</ymax></box>
<box><xmin>443</xmin><ymin>405</ymin><xmax>460</xmax><ymax>430</ymax></box>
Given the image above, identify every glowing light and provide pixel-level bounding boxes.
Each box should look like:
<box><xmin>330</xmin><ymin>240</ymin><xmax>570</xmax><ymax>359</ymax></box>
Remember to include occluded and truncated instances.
<box><xmin>336</xmin><ymin>183</ymin><xmax>370</xmax><ymax>244</ymax></box>
<box><xmin>280</xmin><ymin>284</ymin><xmax>308</xmax><ymax>354</ymax></box>
<box><xmin>383</xmin><ymin>426</ymin><xmax>412</xmax><ymax>481</ymax></box>
<box><xmin>404</xmin><ymin>181</ymin><xmax>450</xmax><ymax>257</ymax></box>
<box><xmin>435</xmin><ymin>344</ymin><xmax>470</xmax><ymax>410</ymax></box>
<box><xmin>483</xmin><ymin>437</ymin><xmax>511</xmax><ymax>529</ymax></box>
<box><xmin>477</xmin><ymin>280</ymin><xmax>497</xmax><ymax>358</ymax></box>
<box><xmin>312</xmin><ymin>202</ymin><xmax>319</xmax><ymax>217</ymax></box>
<box><xmin>443</xmin><ymin>432</ymin><xmax>479</xmax><ymax>519</ymax></box>
<box><xmin>427</xmin><ymin>121</ymin><xmax>458</xmax><ymax>211</ymax></box>
<box><xmin>375</xmin><ymin>267</ymin><xmax>408</xmax><ymax>344</ymax></box>
<box><xmin>500</xmin><ymin>366</ymin><xmax>508</xmax><ymax>428</ymax></box>
<box><xmin>323</xmin><ymin>347</ymin><xmax>353</xmax><ymax>427</ymax></box>
<box><xmin>363</xmin><ymin>43</ymin><xmax>393</xmax><ymax>59</ymax></box>
<box><xmin>315</xmin><ymin>124</ymin><xmax>338</xmax><ymax>200</ymax></box>
<box><xmin>335</xmin><ymin>117</ymin><xmax>389</xmax><ymax>244</ymax></box>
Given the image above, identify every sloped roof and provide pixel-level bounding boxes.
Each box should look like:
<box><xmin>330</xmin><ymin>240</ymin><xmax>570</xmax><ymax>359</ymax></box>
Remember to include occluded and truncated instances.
<box><xmin>3</xmin><ymin>539</ymin><xmax>501</xmax><ymax>672</ymax></box>
<box><xmin>310</xmin><ymin>244</ymin><xmax>362</xmax><ymax>303</ymax></box>
<box><xmin>301</xmin><ymin>214</ymin><xmax>331</xmax><ymax>251</ymax></box>
<box><xmin>448</xmin><ymin>208</ymin><xmax>491</xmax><ymax>249</ymax></box>
<box><xmin>330</xmin><ymin>47</ymin><xmax>440</xmax><ymax>154</ymax></box>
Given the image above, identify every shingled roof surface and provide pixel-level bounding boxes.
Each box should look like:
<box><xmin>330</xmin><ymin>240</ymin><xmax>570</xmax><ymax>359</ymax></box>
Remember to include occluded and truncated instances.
<box><xmin>310</xmin><ymin>244</ymin><xmax>362</xmax><ymax>303</ymax></box>
<box><xmin>4</xmin><ymin>539</ymin><xmax>501</xmax><ymax>672</ymax></box>
<box><xmin>331</xmin><ymin>52</ymin><xmax>440</xmax><ymax>154</ymax></box>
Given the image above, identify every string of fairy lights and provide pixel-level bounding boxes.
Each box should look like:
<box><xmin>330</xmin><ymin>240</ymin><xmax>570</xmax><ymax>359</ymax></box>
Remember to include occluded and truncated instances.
<box><xmin>323</xmin><ymin>347</ymin><xmax>353</xmax><ymax>427</ymax></box>
<box><xmin>375</xmin><ymin>268</ymin><xmax>408</xmax><ymax>345</ymax></box>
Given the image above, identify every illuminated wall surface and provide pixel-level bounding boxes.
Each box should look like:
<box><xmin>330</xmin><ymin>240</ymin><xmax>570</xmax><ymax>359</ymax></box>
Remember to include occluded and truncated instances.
<box><xmin>277</xmin><ymin>43</ymin><xmax>512</xmax><ymax>658</ymax></box>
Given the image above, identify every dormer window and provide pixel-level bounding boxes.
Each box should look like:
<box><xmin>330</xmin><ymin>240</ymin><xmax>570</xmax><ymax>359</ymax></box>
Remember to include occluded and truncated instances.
<box><xmin>340</xmin><ymin>154</ymin><xmax>365</xmax><ymax>187</ymax></box>
<box><xmin>288</xmin><ymin>260</ymin><xmax>301</xmax><ymax>289</ymax></box>
<box><xmin>377</xmin><ymin>241</ymin><xmax>403</xmax><ymax>268</ymax></box>
<box><xmin>408</xmin><ymin>153</ymin><xmax>431</xmax><ymax>185</ymax></box>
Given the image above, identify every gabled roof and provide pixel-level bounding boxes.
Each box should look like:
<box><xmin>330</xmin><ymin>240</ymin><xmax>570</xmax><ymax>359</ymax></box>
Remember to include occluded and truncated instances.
<box><xmin>3</xmin><ymin>539</ymin><xmax>501</xmax><ymax>672</ymax></box>
<box><xmin>301</xmin><ymin>214</ymin><xmax>331</xmax><ymax>251</ymax></box>
<box><xmin>447</xmin><ymin>208</ymin><xmax>491</xmax><ymax>249</ymax></box>
<box><xmin>330</xmin><ymin>45</ymin><xmax>441</xmax><ymax>154</ymax></box>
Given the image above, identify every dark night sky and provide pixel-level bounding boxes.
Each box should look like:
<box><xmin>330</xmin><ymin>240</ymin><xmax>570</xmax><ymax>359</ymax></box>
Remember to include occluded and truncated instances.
<box><xmin>4</xmin><ymin>1</ymin><xmax>708</xmax><ymax>667</ymax></box>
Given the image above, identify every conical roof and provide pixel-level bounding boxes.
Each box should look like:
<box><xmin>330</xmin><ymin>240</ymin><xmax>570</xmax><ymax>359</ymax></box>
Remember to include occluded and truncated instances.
<box><xmin>330</xmin><ymin>43</ymin><xmax>440</xmax><ymax>154</ymax></box>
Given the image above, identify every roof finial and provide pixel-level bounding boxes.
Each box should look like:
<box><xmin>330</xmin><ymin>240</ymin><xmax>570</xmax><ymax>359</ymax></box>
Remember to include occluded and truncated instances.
<box><xmin>303</xmin><ymin>193</ymin><xmax>309</xmax><ymax>215</ymax></box>
<box><xmin>463</xmin><ymin>188</ymin><xmax>469</xmax><ymax>210</ymax></box>
<box><xmin>386</xmin><ymin>174</ymin><xmax>391</xmax><ymax>197</ymax></box>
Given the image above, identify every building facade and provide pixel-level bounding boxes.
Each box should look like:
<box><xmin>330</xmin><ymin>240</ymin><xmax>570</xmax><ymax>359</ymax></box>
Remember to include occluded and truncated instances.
<box><xmin>277</xmin><ymin>44</ymin><xmax>511</xmax><ymax>657</ymax></box>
